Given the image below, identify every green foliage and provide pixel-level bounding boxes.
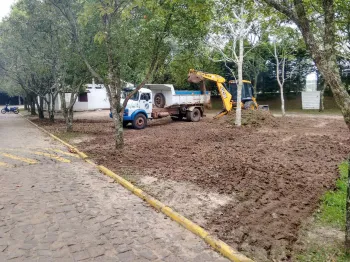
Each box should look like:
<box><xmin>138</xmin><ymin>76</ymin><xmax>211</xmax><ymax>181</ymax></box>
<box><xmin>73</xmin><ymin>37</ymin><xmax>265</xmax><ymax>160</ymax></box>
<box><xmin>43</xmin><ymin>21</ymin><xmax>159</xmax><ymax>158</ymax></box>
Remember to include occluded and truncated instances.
<box><xmin>316</xmin><ymin>162</ymin><xmax>348</xmax><ymax>229</ymax></box>
<box><xmin>73</xmin><ymin>0</ymin><xmax>214</xmax><ymax>86</ymax></box>
<box><xmin>297</xmin><ymin>245</ymin><xmax>350</xmax><ymax>262</ymax></box>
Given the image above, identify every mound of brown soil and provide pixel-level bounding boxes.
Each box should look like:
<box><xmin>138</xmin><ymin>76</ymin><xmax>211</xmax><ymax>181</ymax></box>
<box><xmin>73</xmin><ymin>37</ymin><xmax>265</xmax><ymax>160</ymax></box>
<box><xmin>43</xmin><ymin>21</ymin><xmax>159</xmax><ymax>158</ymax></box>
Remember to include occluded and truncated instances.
<box><xmin>226</xmin><ymin>110</ymin><xmax>280</xmax><ymax>127</ymax></box>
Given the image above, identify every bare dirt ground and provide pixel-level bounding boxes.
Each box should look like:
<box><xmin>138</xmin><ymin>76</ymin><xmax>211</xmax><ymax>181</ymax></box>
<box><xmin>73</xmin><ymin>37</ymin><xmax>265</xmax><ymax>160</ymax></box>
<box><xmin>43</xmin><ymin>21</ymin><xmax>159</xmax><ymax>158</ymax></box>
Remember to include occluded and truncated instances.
<box><xmin>31</xmin><ymin>111</ymin><xmax>350</xmax><ymax>261</ymax></box>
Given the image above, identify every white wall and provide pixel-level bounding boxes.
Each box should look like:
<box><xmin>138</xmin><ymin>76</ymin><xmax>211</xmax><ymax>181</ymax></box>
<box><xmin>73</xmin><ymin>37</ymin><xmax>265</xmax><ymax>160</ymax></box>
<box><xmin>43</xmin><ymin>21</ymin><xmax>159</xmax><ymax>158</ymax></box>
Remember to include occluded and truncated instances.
<box><xmin>41</xmin><ymin>79</ymin><xmax>135</xmax><ymax>112</ymax></box>
<box><xmin>302</xmin><ymin>91</ymin><xmax>320</xmax><ymax>109</ymax></box>
<box><xmin>87</xmin><ymin>88</ymin><xmax>110</xmax><ymax>110</ymax></box>
<box><xmin>45</xmin><ymin>84</ymin><xmax>110</xmax><ymax>112</ymax></box>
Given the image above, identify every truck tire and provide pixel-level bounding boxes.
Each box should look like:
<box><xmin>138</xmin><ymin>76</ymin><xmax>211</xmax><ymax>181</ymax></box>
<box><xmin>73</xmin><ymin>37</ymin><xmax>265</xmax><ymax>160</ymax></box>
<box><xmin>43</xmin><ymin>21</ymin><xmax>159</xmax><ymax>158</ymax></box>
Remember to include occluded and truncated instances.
<box><xmin>244</xmin><ymin>101</ymin><xmax>257</xmax><ymax>110</ymax></box>
<box><xmin>186</xmin><ymin>108</ymin><xmax>201</xmax><ymax>122</ymax></box>
<box><xmin>154</xmin><ymin>93</ymin><xmax>166</xmax><ymax>108</ymax></box>
<box><xmin>132</xmin><ymin>113</ymin><xmax>147</xmax><ymax>129</ymax></box>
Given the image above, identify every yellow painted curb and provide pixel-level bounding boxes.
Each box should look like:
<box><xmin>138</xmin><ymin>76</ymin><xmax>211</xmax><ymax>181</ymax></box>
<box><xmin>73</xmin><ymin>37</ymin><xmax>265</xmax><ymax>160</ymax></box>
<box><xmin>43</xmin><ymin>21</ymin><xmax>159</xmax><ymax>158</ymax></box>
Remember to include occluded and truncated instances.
<box><xmin>23</xmin><ymin>114</ymin><xmax>254</xmax><ymax>262</ymax></box>
<box><xmin>98</xmin><ymin>165</ymin><xmax>135</xmax><ymax>192</ymax></box>
<box><xmin>161</xmin><ymin>206</ymin><xmax>208</xmax><ymax>239</ymax></box>
<box><xmin>22</xmin><ymin>115</ymin><xmax>92</xmax><ymax>164</ymax></box>
<box><xmin>144</xmin><ymin>195</ymin><xmax>166</xmax><ymax>211</ymax></box>
<box><xmin>97</xmin><ymin>165</ymin><xmax>254</xmax><ymax>262</ymax></box>
<box><xmin>76</xmin><ymin>151</ymin><xmax>88</xmax><ymax>160</ymax></box>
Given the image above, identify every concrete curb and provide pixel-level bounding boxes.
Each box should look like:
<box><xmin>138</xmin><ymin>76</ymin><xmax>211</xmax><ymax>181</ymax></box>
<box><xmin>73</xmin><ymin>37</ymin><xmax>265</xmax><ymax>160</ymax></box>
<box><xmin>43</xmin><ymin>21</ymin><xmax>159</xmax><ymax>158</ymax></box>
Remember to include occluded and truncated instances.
<box><xmin>22</xmin><ymin>114</ymin><xmax>254</xmax><ymax>262</ymax></box>
<box><xmin>21</xmin><ymin>115</ymin><xmax>90</xmax><ymax>162</ymax></box>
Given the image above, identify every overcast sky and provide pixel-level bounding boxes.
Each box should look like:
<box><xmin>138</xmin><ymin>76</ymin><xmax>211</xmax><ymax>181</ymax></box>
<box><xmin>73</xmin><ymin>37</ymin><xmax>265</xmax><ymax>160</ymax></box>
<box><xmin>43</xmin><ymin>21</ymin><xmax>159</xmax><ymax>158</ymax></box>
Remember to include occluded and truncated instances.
<box><xmin>0</xmin><ymin>0</ymin><xmax>17</xmax><ymax>20</ymax></box>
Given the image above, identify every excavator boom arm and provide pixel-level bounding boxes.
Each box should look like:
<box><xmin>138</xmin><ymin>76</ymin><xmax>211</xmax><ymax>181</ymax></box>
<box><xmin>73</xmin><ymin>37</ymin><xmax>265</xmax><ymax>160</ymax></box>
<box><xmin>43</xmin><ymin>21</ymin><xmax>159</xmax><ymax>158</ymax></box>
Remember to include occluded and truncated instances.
<box><xmin>188</xmin><ymin>69</ymin><xmax>232</xmax><ymax>118</ymax></box>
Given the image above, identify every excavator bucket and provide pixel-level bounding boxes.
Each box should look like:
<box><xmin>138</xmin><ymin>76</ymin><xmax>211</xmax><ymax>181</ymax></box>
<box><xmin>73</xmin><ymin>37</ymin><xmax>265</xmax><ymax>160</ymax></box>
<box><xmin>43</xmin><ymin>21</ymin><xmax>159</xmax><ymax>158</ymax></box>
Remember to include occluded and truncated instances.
<box><xmin>188</xmin><ymin>71</ymin><xmax>204</xmax><ymax>84</ymax></box>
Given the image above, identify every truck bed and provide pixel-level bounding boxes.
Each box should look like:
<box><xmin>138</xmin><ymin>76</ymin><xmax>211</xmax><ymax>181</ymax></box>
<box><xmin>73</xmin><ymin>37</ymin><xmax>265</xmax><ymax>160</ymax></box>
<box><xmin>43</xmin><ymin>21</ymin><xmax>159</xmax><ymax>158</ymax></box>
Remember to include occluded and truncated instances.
<box><xmin>172</xmin><ymin>91</ymin><xmax>210</xmax><ymax>106</ymax></box>
<box><xmin>145</xmin><ymin>84</ymin><xmax>211</xmax><ymax>108</ymax></box>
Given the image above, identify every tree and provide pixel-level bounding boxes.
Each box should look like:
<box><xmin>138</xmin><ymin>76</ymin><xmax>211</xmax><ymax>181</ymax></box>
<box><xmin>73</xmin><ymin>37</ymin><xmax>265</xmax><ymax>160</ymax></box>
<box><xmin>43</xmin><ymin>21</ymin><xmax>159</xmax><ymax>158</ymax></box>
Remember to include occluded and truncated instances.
<box><xmin>261</xmin><ymin>0</ymin><xmax>350</xmax><ymax>130</ymax></box>
<box><xmin>243</xmin><ymin>44</ymin><xmax>268</xmax><ymax>95</ymax></box>
<box><xmin>58</xmin><ymin>55</ymin><xmax>90</xmax><ymax>132</ymax></box>
<box><xmin>272</xmin><ymin>40</ymin><xmax>290</xmax><ymax>116</ymax></box>
<box><xmin>208</xmin><ymin>0</ymin><xmax>260</xmax><ymax>126</ymax></box>
<box><xmin>0</xmin><ymin>0</ymin><xmax>66</xmax><ymax>121</ymax></box>
<box><xmin>49</xmin><ymin>0</ymin><xmax>212</xmax><ymax>149</ymax></box>
<box><xmin>266</xmin><ymin>28</ymin><xmax>299</xmax><ymax>116</ymax></box>
<box><xmin>260</xmin><ymin>0</ymin><xmax>350</xmax><ymax>254</ymax></box>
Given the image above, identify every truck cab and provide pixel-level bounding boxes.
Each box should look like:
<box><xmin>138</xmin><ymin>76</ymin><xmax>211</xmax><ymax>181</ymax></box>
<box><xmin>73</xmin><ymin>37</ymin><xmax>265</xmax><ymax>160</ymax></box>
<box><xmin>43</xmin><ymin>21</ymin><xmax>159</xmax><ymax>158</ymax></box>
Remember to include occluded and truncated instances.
<box><xmin>110</xmin><ymin>85</ymin><xmax>209</xmax><ymax>129</ymax></box>
<box><xmin>122</xmin><ymin>88</ymin><xmax>153</xmax><ymax>129</ymax></box>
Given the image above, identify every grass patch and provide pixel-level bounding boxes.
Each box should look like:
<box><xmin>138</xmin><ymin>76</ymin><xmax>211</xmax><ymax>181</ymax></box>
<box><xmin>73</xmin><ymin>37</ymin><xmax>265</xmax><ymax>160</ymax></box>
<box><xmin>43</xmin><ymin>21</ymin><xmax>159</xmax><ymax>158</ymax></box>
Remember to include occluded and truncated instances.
<box><xmin>296</xmin><ymin>161</ymin><xmax>350</xmax><ymax>261</ymax></box>
<box><xmin>297</xmin><ymin>245</ymin><xmax>349</xmax><ymax>262</ymax></box>
<box><xmin>316</xmin><ymin>162</ymin><xmax>348</xmax><ymax>229</ymax></box>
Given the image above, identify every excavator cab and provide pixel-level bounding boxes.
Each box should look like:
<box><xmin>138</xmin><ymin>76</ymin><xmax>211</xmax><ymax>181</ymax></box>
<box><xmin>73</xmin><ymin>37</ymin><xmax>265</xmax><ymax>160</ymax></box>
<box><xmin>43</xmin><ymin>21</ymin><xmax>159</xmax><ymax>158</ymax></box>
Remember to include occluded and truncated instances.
<box><xmin>228</xmin><ymin>80</ymin><xmax>254</xmax><ymax>102</ymax></box>
<box><xmin>228</xmin><ymin>80</ymin><xmax>258</xmax><ymax>110</ymax></box>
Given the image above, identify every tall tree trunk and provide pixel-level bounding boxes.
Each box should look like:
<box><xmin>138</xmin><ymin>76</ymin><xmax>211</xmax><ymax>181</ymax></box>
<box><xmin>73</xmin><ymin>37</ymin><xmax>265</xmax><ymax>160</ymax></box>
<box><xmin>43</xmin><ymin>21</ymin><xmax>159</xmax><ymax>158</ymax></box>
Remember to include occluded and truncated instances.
<box><xmin>346</xmin><ymin>159</ymin><xmax>350</xmax><ymax>253</ymax></box>
<box><xmin>253</xmin><ymin>73</ymin><xmax>258</xmax><ymax>97</ymax></box>
<box><xmin>280</xmin><ymin>86</ymin><xmax>286</xmax><ymax>116</ymax></box>
<box><xmin>298</xmin><ymin>0</ymin><xmax>350</xmax><ymax>129</ymax></box>
<box><xmin>235</xmin><ymin>37</ymin><xmax>244</xmax><ymax>127</ymax></box>
<box><xmin>30</xmin><ymin>97</ymin><xmax>36</xmax><ymax>116</ymax></box>
<box><xmin>38</xmin><ymin>97</ymin><xmax>44</xmax><ymax>119</ymax></box>
<box><xmin>24</xmin><ymin>97</ymin><xmax>28</xmax><ymax>110</ymax></box>
<box><xmin>60</xmin><ymin>92</ymin><xmax>76</xmax><ymax>132</ymax></box>
<box><xmin>67</xmin><ymin>108</ymin><xmax>74</xmax><ymax>132</ymax></box>
<box><xmin>60</xmin><ymin>92</ymin><xmax>69</xmax><ymax>130</ymax></box>
<box><xmin>104</xmin><ymin>11</ymin><xmax>124</xmax><ymax>150</ymax></box>
<box><xmin>112</xmin><ymin>105</ymin><xmax>124</xmax><ymax>150</ymax></box>
<box><xmin>46</xmin><ymin>100</ymin><xmax>53</xmax><ymax>122</ymax></box>
<box><xmin>49</xmin><ymin>93</ymin><xmax>56</xmax><ymax>122</ymax></box>
<box><xmin>316</xmin><ymin>59</ymin><xmax>350</xmax><ymax>128</ymax></box>
<box><xmin>262</xmin><ymin>0</ymin><xmax>350</xmax><ymax>128</ymax></box>
<box><xmin>319</xmin><ymin>87</ymin><xmax>325</xmax><ymax>112</ymax></box>
<box><xmin>109</xmin><ymin>81</ymin><xmax>124</xmax><ymax>150</ymax></box>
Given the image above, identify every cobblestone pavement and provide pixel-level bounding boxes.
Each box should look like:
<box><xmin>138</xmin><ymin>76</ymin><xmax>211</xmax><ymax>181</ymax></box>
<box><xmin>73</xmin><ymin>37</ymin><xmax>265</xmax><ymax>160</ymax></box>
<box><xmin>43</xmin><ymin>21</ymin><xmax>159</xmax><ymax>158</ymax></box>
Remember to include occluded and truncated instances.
<box><xmin>0</xmin><ymin>114</ymin><xmax>228</xmax><ymax>262</ymax></box>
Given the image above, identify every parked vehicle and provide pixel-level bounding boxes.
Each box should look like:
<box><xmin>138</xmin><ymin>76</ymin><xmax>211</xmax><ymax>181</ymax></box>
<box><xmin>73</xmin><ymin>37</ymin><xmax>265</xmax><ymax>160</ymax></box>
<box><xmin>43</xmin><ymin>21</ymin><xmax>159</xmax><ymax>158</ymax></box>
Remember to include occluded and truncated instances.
<box><xmin>110</xmin><ymin>84</ymin><xmax>210</xmax><ymax>129</ymax></box>
<box><xmin>1</xmin><ymin>104</ymin><xmax>19</xmax><ymax>114</ymax></box>
<box><xmin>187</xmin><ymin>69</ymin><xmax>269</xmax><ymax>118</ymax></box>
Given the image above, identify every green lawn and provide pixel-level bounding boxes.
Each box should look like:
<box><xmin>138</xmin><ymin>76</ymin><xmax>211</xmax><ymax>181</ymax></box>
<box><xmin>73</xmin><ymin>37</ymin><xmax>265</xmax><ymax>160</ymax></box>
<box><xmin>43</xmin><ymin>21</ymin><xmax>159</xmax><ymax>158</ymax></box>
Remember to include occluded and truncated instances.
<box><xmin>317</xmin><ymin>163</ymin><xmax>348</xmax><ymax>229</ymax></box>
<box><xmin>296</xmin><ymin>162</ymin><xmax>350</xmax><ymax>262</ymax></box>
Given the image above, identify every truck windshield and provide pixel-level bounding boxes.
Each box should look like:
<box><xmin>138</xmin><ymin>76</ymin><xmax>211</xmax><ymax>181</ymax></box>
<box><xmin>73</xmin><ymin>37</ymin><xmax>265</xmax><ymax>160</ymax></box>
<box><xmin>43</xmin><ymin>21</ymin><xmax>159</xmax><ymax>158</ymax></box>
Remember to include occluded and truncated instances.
<box><xmin>122</xmin><ymin>90</ymin><xmax>139</xmax><ymax>101</ymax></box>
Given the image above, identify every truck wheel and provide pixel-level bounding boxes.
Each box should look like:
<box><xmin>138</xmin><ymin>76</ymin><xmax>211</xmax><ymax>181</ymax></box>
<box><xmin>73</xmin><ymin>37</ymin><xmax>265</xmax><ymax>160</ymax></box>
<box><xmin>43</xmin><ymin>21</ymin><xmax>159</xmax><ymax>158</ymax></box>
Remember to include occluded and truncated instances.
<box><xmin>154</xmin><ymin>93</ymin><xmax>166</xmax><ymax>108</ymax></box>
<box><xmin>186</xmin><ymin>108</ymin><xmax>201</xmax><ymax>122</ymax></box>
<box><xmin>132</xmin><ymin>114</ymin><xmax>147</xmax><ymax>129</ymax></box>
<box><xmin>244</xmin><ymin>101</ymin><xmax>257</xmax><ymax>110</ymax></box>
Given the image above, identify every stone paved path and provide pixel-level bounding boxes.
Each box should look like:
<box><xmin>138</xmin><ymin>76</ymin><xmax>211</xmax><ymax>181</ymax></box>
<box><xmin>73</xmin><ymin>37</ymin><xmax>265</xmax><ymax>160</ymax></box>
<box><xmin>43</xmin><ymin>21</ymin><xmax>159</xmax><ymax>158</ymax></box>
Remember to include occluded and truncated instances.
<box><xmin>0</xmin><ymin>114</ymin><xmax>228</xmax><ymax>262</ymax></box>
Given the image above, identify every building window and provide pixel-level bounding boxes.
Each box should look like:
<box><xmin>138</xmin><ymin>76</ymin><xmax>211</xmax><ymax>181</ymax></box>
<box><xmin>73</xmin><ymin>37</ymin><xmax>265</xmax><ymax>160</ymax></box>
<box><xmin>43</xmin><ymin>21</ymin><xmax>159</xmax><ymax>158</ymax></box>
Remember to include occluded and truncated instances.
<box><xmin>78</xmin><ymin>93</ymin><xmax>88</xmax><ymax>102</ymax></box>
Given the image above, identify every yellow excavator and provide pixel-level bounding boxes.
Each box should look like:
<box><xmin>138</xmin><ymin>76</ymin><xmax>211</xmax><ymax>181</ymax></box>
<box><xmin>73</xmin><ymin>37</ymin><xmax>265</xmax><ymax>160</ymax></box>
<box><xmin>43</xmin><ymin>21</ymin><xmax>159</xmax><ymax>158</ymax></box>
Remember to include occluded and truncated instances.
<box><xmin>188</xmin><ymin>69</ymin><xmax>233</xmax><ymax>118</ymax></box>
<box><xmin>188</xmin><ymin>69</ymin><xmax>265</xmax><ymax>118</ymax></box>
